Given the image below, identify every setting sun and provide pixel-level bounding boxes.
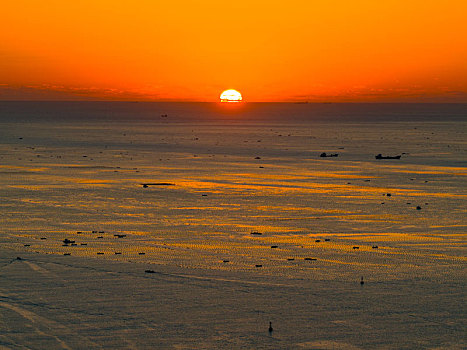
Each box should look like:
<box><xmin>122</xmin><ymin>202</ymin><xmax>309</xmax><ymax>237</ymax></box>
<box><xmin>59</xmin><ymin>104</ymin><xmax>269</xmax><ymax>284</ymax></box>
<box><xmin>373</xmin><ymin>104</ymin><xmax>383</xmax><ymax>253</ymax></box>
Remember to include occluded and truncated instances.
<box><xmin>220</xmin><ymin>89</ymin><xmax>242</xmax><ymax>102</ymax></box>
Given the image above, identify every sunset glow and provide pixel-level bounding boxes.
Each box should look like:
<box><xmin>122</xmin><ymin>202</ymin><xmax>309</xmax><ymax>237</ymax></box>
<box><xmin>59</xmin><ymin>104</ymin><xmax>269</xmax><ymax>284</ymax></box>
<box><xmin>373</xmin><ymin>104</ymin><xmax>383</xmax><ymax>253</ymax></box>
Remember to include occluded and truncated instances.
<box><xmin>1</xmin><ymin>1</ymin><xmax>466</xmax><ymax>102</ymax></box>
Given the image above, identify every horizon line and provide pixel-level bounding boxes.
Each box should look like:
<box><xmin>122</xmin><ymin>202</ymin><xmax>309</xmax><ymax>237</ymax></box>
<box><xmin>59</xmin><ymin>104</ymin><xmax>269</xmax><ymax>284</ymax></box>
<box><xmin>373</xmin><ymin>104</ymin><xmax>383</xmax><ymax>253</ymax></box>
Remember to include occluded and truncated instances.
<box><xmin>1</xmin><ymin>100</ymin><xmax>467</xmax><ymax>104</ymax></box>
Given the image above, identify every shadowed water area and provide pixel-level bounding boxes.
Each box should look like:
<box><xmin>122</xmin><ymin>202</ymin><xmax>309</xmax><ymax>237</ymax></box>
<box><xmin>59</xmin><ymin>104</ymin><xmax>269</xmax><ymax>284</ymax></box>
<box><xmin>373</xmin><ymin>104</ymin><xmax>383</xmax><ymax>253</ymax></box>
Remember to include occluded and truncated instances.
<box><xmin>0</xmin><ymin>102</ymin><xmax>465</xmax><ymax>349</ymax></box>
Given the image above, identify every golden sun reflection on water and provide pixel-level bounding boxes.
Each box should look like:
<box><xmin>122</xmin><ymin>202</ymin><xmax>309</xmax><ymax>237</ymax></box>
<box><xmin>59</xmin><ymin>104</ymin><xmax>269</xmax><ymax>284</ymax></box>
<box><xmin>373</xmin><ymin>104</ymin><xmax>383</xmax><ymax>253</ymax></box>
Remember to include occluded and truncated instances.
<box><xmin>2</xmin><ymin>120</ymin><xmax>465</xmax><ymax>282</ymax></box>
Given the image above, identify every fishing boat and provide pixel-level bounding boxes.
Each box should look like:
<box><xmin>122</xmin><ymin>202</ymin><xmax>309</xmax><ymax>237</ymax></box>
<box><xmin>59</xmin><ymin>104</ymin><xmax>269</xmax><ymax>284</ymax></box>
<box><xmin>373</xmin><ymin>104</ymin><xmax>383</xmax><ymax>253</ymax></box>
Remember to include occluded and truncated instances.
<box><xmin>320</xmin><ymin>152</ymin><xmax>339</xmax><ymax>157</ymax></box>
<box><xmin>375</xmin><ymin>154</ymin><xmax>401</xmax><ymax>159</ymax></box>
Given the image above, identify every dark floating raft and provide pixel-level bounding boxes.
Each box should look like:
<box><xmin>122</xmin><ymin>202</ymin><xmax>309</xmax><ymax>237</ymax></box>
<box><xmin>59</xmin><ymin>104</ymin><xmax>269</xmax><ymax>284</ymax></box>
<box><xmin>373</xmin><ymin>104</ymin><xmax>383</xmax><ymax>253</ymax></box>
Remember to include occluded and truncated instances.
<box><xmin>141</xmin><ymin>183</ymin><xmax>175</xmax><ymax>188</ymax></box>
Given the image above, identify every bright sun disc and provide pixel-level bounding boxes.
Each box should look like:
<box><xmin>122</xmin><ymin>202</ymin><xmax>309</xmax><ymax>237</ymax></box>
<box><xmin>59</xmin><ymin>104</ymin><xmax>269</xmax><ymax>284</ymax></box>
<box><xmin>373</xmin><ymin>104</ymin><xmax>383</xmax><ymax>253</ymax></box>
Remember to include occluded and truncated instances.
<box><xmin>220</xmin><ymin>89</ymin><xmax>242</xmax><ymax>102</ymax></box>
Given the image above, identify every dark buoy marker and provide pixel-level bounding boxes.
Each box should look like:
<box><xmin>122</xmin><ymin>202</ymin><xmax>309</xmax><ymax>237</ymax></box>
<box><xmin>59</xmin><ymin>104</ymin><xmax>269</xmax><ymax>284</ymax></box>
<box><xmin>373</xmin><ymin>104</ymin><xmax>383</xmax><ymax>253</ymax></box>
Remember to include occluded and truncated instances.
<box><xmin>268</xmin><ymin>321</ymin><xmax>273</xmax><ymax>334</ymax></box>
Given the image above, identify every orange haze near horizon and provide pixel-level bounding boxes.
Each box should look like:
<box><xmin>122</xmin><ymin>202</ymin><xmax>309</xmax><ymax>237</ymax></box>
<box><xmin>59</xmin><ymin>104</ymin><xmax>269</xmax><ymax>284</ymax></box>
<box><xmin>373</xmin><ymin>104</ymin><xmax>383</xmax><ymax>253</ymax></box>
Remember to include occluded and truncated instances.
<box><xmin>1</xmin><ymin>0</ymin><xmax>467</xmax><ymax>102</ymax></box>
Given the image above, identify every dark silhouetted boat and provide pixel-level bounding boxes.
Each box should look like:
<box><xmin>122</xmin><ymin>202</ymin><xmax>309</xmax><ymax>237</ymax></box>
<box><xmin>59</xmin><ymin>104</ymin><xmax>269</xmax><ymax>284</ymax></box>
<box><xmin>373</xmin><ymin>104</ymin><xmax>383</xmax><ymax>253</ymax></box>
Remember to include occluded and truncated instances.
<box><xmin>320</xmin><ymin>152</ymin><xmax>339</xmax><ymax>157</ymax></box>
<box><xmin>375</xmin><ymin>154</ymin><xmax>401</xmax><ymax>159</ymax></box>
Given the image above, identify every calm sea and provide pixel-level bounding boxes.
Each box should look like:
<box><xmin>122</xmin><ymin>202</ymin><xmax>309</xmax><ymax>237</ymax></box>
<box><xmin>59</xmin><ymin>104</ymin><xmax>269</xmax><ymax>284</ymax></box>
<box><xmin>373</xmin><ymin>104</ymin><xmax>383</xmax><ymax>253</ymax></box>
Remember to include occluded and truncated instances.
<box><xmin>0</xmin><ymin>102</ymin><xmax>465</xmax><ymax>280</ymax></box>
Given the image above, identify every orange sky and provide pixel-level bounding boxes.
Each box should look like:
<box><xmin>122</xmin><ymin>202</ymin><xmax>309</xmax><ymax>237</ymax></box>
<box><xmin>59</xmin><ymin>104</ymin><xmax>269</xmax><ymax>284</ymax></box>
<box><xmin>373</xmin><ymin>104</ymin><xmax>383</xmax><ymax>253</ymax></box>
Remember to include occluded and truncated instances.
<box><xmin>1</xmin><ymin>0</ymin><xmax>466</xmax><ymax>102</ymax></box>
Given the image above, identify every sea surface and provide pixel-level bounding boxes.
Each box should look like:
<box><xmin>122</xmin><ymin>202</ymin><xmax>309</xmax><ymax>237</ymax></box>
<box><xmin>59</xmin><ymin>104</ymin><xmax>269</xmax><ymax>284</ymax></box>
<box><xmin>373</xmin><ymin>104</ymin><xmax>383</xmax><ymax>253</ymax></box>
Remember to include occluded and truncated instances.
<box><xmin>0</xmin><ymin>102</ymin><xmax>465</xmax><ymax>348</ymax></box>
